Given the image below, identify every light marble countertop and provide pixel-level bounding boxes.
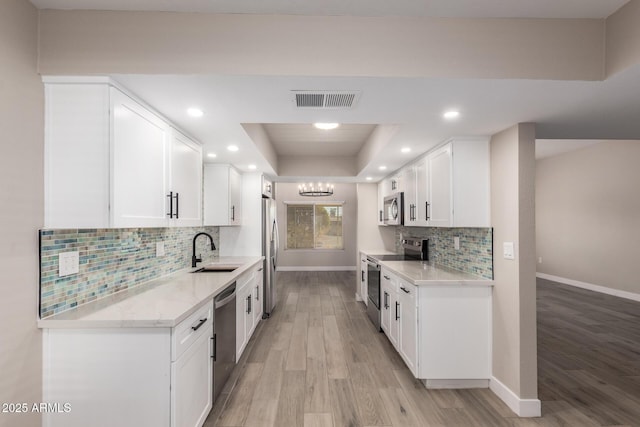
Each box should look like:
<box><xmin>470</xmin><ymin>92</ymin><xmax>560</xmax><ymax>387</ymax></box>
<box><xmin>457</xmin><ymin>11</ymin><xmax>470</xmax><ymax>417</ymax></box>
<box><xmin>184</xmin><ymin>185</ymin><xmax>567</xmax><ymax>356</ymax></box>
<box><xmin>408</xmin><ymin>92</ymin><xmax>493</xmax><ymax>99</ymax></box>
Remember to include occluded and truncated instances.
<box><xmin>359</xmin><ymin>247</ymin><xmax>491</xmax><ymax>286</ymax></box>
<box><xmin>38</xmin><ymin>256</ymin><xmax>264</xmax><ymax>329</ymax></box>
<box><xmin>379</xmin><ymin>260</ymin><xmax>492</xmax><ymax>287</ymax></box>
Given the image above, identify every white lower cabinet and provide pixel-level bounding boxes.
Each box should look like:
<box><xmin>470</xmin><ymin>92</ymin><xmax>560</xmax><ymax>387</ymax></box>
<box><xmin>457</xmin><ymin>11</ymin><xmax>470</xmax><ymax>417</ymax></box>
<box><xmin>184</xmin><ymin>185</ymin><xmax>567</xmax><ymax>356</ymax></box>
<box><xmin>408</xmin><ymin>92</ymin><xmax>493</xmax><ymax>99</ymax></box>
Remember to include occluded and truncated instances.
<box><xmin>43</xmin><ymin>303</ymin><xmax>214</xmax><ymax>427</ymax></box>
<box><xmin>235</xmin><ymin>265</ymin><xmax>262</xmax><ymax>361</ymax></box>
<box><xmin>359</xmin><ymin>252</ymin><xmax>368</xmax><ymax>303</ymax></box>
<box><xmin>379</xmin><ymin>267</ymin><xmax>491</xmax><ymax>386</ymax></box>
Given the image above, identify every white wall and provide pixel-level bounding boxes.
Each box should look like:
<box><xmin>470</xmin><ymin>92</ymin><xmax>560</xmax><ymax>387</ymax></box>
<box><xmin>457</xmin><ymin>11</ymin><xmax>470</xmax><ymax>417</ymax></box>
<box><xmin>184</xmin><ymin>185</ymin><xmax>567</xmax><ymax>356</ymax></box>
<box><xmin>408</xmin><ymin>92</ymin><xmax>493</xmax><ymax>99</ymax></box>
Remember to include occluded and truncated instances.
<box><xmin>536</xmin><ymin>141</ymin><xmax>640</xmax><ymax>295</ymax></box>
<box><xmin>490</xmin><ymin>124</ymin><xmax>539</xmax><ymax>415</ymax></box>
<box><xmin>276</xmin><ymin>182</ymin><xmax>357</xmax><ymax>270</ymax></box>
<box><xmin>0</xmin><ymin>1</ymin><xmax>44</xmax><ymax>426</ymax></box>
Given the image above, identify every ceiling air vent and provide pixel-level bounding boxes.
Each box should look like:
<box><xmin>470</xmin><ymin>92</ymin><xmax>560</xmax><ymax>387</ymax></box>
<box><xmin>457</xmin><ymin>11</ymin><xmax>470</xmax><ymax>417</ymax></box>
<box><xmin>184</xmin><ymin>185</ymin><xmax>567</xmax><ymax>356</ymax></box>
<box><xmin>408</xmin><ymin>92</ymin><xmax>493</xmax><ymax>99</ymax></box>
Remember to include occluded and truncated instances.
<box><xmin>292</xmin><ymin>90</ymin><xmax>361</xmax><ymax>109</ymax></box>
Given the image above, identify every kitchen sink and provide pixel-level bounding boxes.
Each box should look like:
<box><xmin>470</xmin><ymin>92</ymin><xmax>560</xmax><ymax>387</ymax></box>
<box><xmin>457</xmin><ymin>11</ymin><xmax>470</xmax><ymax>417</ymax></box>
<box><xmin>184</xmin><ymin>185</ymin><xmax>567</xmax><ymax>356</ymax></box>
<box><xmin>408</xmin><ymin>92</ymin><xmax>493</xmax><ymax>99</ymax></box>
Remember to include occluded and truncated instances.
<box><xmin>192</xmin><ymin>266</ymin><xmax>239</xmax><ymax>273</ymax></box>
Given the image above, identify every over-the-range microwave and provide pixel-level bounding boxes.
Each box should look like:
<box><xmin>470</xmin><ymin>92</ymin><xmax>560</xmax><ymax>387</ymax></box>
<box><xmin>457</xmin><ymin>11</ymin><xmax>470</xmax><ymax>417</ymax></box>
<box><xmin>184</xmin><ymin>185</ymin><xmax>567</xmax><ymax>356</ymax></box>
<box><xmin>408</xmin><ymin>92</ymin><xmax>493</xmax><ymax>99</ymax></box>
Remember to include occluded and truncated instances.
<box><xmin>383</xmin><ymin>192</ymin><xmax>404</xmax><ymax>225</ymax></box>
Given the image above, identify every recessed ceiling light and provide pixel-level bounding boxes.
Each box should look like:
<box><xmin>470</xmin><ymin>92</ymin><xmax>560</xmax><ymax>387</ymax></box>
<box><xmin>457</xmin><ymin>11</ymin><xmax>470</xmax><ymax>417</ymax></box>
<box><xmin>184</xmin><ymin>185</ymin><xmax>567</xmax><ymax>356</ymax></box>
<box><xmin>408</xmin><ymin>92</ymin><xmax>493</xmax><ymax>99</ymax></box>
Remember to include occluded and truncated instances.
<box><xmin>227</xmin><ymin>145</ymin><xmax>239</xmax><ymax>152</ymax></box>
<box><xmin>248</xmin><ymin>164</ymin><xmax>257</xmax><ymax>170</ymax></box>
<box><xmin>366</xmin><ymin>177</ymin><xmax>373</xmax><ymax>181</ymax></box>
<box><xmin>379</xmin><ymin>166</ymin><xmax>387</xmax><ymax>171</ymax></box>
<box><xmin>401</xmin><ymin>147</ymin><xmax>411</xmax><ymax>153</ymax></box>
<box><xmin>187</xmin><ymin>107</ymin><xmax>204</xmax><ymax>118</ymax></box>
<box><xmin>443</xmin><ymin>110</ymin><xmax>460</xmax><ymax>119</ymax></box>
<box><xmin>207</xmin><ymin>152</ymin><xmax>217</xmax><ymax>158</ymax></box>
<box><xmin>314</xmin><ymin>123</ymin><xmax>340</xmax><ymax>130</ymax></box>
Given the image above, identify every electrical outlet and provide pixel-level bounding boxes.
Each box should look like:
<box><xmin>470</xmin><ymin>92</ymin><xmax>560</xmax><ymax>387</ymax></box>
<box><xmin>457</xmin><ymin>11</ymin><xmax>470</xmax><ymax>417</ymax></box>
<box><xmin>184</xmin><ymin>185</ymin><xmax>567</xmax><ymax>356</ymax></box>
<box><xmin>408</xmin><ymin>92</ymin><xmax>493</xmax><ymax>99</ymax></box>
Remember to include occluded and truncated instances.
<box><xmin>156</xmin><ymin>242</ymin><xmax>165</xmax><ymax>257</ymax></box>
<box><xmin>59</xmin><ymin>251</ymin><xmax>79</xmax><ymax>277</ymax></box>
<box><xmin>454</xmin><ymin>236</ymin><xmax>460</xmax><ymax>250</ymax></box>
<box><xmin>503</xmin><ymin>242</ymin><xmax>515</xmax><ymax>260</ymax></box>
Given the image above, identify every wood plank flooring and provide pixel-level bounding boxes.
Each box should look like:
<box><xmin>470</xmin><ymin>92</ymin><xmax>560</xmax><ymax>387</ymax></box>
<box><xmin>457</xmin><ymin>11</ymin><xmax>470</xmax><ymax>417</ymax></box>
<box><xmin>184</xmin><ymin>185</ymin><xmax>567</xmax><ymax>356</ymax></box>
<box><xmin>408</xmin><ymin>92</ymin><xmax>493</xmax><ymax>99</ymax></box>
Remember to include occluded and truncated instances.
<box><xmin>205</xmin><ymin>272</ymin><xmax>640</xmax><ymax>426</ymax></box>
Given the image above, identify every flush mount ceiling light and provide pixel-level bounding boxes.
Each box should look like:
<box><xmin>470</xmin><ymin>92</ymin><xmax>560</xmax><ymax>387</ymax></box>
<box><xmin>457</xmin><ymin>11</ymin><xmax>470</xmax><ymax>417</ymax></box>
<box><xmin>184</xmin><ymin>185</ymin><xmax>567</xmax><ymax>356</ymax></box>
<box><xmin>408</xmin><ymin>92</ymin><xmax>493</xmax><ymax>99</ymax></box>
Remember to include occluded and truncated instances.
<box><xmin>443</xmin><ymin>110</ymin><xmax>460</xmax><ymax>120</ymax></box>
<box><xmin>187</xmin><ymin>107</ymin><xmax>204</xmax><ymax>118</ymax></box>
<box><xmin>366</xmin><ymin>177</ymin><xmax>373</xmax><ymax>181</ymax></box>
<box><xmin>401</xmin><ymin>147</ymin><xmax>411</xmax><ymax>153</ymax></box>
<box><xmin>248</xmin><ymin>164</ymin><xmax>257</xmax><ymax>170</ymax></box>
<box><xmin>313</xmin><ymin>123</ymin><xmax>340</xmax><ymax>130</ymax></box>
<box><xmin>227</xmin><ymin>145</ymin><xmax>239</xmax><ymax>152</ymax></box>
<box><xmin>379</xmin><ymin>166</ymin><xmax>387</xmax><ymax>171</ymax></box>
<box><xmin>299</xmin><ymin>182</ymin><xmax>334</xmax><ymax>197</ymax></box>
<box><xmin>207</xmin><ymin>152</ymin><xmax>217</xmax><ymax>158</ymax></box>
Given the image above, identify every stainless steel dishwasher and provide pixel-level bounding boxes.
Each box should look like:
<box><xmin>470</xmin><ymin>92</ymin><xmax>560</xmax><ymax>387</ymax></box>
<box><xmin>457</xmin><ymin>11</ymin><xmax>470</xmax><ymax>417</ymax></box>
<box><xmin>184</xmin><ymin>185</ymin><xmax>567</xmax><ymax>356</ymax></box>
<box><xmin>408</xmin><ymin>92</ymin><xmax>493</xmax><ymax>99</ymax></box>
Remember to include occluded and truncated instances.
<box><xmin>213</xmin><ymin>282</ymin><xmax>236</xmax><ymax>403</ymax></box>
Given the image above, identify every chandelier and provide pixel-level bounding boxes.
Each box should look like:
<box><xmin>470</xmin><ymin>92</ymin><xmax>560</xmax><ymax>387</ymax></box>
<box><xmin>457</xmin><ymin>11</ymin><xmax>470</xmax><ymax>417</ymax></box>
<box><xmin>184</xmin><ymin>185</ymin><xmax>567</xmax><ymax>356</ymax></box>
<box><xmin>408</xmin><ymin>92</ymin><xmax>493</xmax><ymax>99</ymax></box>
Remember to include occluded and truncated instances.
<box><xmin>298</xmin><ymin>182</ymin><xmax>334</xmax><ymax>197</ymax></box>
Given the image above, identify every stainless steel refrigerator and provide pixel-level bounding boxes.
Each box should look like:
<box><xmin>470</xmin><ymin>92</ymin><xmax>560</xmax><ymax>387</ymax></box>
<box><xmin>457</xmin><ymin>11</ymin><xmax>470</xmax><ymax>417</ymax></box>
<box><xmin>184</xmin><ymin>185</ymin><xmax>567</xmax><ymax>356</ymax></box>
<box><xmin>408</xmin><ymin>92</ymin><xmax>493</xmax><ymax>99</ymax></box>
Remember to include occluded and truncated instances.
<box><xmin>262</xmin><ymin>197</ymin><xmax>279</xmax><ymax>317</ymax></box>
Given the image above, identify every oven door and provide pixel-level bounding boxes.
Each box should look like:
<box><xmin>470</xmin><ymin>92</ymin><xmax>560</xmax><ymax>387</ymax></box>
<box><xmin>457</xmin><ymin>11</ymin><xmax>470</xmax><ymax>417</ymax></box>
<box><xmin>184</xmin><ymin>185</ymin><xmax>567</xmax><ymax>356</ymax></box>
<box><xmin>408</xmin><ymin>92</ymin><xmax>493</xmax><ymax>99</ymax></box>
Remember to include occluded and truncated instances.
<box><xmin>367</xmin><ymin>259</ymin><xmax>381</xmax><ymax>309</ymax></box>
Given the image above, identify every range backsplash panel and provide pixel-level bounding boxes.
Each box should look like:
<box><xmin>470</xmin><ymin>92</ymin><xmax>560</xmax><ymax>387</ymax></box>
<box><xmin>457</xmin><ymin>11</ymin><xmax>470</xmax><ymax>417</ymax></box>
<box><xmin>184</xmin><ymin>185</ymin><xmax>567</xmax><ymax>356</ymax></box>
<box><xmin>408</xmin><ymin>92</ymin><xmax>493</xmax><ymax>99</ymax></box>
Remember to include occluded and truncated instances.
<box><xmin>39</xmin><ymin>226</ymin><xmax>219</xmax><ymax>318</ymax></box>
<box><xmin>395</xmin><ymin>226</ymin><xmax>493</xmax><ymax>279</ymax></box>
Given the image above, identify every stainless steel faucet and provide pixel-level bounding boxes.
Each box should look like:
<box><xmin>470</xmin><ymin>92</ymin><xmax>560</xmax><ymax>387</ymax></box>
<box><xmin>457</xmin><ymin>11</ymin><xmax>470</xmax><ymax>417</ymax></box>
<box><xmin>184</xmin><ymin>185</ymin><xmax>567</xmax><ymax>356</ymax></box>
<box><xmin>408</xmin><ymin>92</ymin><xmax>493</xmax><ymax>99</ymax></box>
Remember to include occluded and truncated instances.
<box><xmin>192</xmin><ymin>232</ymin><xmax>216</xmax><ymax>267</ymax></box>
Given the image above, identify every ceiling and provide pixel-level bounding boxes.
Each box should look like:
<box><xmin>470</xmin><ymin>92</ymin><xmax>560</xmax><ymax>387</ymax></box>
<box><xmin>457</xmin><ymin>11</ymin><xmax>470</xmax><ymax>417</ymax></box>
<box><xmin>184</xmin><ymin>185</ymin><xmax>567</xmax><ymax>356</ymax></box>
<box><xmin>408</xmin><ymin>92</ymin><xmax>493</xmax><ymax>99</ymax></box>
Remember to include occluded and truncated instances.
<box><xmin>535</xmin><ymin>140</ymin><xmax>602</xmax><ymax>160</ymax></box>
<box><xmin>112</xmin><ymin>64</ymin><xmax>640</xmax><ymax>181</ymax></box>
<box><xmin>264</xmin><ymin>124</ymin><xmax>375</xmax><ymax>157</ymax></box>
<box><xmin>30</xmin><ymin>0</ymin><xmax>628</xmax><ymax>19</ymax></box>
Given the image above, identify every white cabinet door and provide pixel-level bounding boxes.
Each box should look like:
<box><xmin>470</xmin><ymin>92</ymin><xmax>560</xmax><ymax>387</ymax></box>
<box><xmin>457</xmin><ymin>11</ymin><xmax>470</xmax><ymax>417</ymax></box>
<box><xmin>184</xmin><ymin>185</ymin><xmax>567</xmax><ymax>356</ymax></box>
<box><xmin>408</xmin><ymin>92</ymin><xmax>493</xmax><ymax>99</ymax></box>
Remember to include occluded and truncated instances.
<box><xmin>169</xmin><ymin>130</ymin><xmax>202</xmax><ymax>227</ymax></box>
<box><xmin>360</xmin><ymin>254</ymin><xmax>368</xmax><ymax>303</ymax></box>
<box><xmin>204</xmin><ymin>164</ymin><xmax>243</xmax><ymax>226</ymax></box>
<box><xmin>111</xmin><ymin>88</ymin><xmax>170</xmax><ymax>228</ymax></box>
<box><xmin>254</xmin><ymin>267</ymin><xmax>264</xmax><ymax>326</ymax></box>
<box><xmin>229</xmin><ymin>166</ymin><xmax>242</xmax><ymax>225</ymax></box>
<box><xmin>402</xmin><ymin>165</ymin><xmax>417</xmax><ymax>226</ymax></box>
<box><xmin>398</xmin><ymin>281</ymin><xmax>418</xmax><ymax>376</ymax></box>
<box><xmin>414</xmin><ymin>158</ymin><xmax>429</xmax><ymax>227</ymax></box>
<box><xmin>377</xmin><ymin>182</ymin><xmax>385</xmax><ymax>225</ymax></box>
<box><xmin>380</xmin><ymin>275</ymin><xmax>391</xmax><ymax>333</ymax></box>
<box><xmin>426</xmin><ymin>143</ymin><xmax>453</xmax><ymax>227</ymax></box>
<box><xmin>171</xmin><ymin>327</ymin><xmax>213</xmax><ymax>427</ymax></box>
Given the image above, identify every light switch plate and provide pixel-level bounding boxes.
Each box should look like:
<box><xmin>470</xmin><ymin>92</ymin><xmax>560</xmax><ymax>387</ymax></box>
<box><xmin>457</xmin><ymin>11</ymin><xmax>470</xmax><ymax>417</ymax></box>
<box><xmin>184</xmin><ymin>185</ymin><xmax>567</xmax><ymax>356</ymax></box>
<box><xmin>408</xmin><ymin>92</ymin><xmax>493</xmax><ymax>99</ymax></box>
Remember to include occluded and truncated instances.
<box><xmin>454</xmin><ymin>236</ymin><xmax>460</xmax><ymax>250</ymax></box>
<box><xmin>503</xmin><ymin>242</ymin><xmax>515</xmax><ymax>260</ymax></box>
<box><xmin>156</xmin><ymin>241</ymin><xmax>165</xmax><ymax>257</ymax></box>
<box><xmin>59</xmin><ymin>251</ymin><xmax>80</xmax><ymax>277</ymax></box>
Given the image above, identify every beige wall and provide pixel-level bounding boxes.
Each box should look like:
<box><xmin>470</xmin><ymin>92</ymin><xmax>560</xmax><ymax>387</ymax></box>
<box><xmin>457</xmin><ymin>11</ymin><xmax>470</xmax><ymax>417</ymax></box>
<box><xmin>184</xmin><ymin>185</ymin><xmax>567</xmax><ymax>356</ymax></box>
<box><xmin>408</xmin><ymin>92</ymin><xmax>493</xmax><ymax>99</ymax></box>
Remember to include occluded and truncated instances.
<box><xmin>490</xmin><ymin>124</ymin><xmax>538</xmax><ymax>400</ymax></box>
<box><xmin>355</xmin><ymin>183</ymin><xmax>395</xmax><ymax>253</ymax></box>
<box><xmin>38</xmin><ymin>10</ymin><xmax>604</xmax><ymax>80</ymax></box>
<box><xmin>536</xmin><ymin>141</ymin><xmax>640</xmax><ymax>294</ymax></box>
<box><xmin>0</xmin><ymin>1</ymin><xmax>44</xmax><ymax>426</ymax></box>
<box><xmin>278</xmin><ymin>156</ymin><xmax>357</xmax><ymax>177</ymax></box>
<box><xmin>606</xmin><ymin>0</ymin><xmax>640</xmax><ymax>77</ymax></box>
<box><xmin>276</xmin><ymin>183</ymin><xmax>357</xmax><ymax>269</ymax></box>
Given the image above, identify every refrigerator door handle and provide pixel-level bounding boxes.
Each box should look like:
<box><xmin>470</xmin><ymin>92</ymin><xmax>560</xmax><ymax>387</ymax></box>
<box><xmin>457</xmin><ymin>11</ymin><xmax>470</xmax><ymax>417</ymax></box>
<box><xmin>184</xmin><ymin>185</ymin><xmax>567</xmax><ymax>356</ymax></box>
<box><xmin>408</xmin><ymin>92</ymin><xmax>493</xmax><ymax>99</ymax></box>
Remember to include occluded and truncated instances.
<box><xmin>272</xmin><ymin>219</ymin><xmax>280</xmax><ymax>268</ymax></box>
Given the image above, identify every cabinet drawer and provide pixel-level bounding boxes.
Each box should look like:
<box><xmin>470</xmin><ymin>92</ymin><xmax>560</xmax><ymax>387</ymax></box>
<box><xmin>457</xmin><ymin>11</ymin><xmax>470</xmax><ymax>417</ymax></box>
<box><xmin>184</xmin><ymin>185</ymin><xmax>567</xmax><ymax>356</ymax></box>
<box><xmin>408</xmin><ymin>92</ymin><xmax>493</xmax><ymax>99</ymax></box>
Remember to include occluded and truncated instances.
<box><xmin>235</xmin><ymin>270</ymin><xmax>255</xmax><ymax>294</ymax></box>
<box><xmin>398</xmin><ymin>281</ymin><xmax>416</xmax><ymax>300</ymax></box>
<box><xmin>172</xmin><ymin>302</ymin><xmax>213</xmax><ymax>362</ymax></box>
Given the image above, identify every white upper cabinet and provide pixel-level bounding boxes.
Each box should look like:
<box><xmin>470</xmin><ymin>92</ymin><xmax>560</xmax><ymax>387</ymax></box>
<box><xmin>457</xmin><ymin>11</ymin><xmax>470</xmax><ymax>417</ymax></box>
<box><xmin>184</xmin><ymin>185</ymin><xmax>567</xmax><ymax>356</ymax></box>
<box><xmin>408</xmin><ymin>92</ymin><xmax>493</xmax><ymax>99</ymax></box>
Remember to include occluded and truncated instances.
<box><xmin>168</xmin><ymin>130</ymin><xmax>203</xmax><ymax>227</ymax></box>
<box><xmin>44</xmin><ymin>77</ymin><xmax>203</xmax><ymax>229</ymax></box>
<box><xmin>203</xmin><ymin>164</ymin><xmax>243</xmax><ymax>226</ymax></box>
<box><xmin>386</xmin><ymin>137</ymin><xmax>490</xmax><ymax>228</ymax></box>
<box><xmin>111</xmin><ymin>88</ymin><xmax>171</xmax><ymax>228</ymax></box>
<box><xmin>425</xmin><ymin>143</ymin><xmax>453</xmax><ymax>227</ymax></box>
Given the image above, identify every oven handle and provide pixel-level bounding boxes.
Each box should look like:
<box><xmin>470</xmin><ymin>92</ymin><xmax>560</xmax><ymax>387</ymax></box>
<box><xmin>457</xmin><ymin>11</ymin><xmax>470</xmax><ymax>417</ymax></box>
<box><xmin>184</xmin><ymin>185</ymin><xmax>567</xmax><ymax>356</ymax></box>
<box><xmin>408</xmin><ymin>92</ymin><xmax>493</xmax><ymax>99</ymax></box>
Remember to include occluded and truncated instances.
<box><xmin>366</xmin><ymin>258</ymin><xmax>381</xmax><ymax>270</ymax></box>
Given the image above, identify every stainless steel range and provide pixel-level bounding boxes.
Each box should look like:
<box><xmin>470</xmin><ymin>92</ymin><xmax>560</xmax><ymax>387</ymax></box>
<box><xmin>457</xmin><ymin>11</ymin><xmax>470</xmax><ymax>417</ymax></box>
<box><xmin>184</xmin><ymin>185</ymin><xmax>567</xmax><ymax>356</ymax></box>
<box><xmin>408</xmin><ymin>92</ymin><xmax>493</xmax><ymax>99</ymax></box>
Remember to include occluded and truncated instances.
<box><xmin>366</xmin><ymin>238</ymin><xmax>428</xmax><ymax>330</ymax></box>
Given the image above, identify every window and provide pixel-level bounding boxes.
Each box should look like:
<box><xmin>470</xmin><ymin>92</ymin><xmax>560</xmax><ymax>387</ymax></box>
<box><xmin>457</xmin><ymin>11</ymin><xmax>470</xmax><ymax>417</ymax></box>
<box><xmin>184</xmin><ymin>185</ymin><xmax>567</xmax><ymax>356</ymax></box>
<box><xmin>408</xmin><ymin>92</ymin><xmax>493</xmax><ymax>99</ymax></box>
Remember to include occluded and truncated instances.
<box><xmin>286</xmin><ymin>204</ymin><xmax>343</xmax><ymax>250</ymax></box>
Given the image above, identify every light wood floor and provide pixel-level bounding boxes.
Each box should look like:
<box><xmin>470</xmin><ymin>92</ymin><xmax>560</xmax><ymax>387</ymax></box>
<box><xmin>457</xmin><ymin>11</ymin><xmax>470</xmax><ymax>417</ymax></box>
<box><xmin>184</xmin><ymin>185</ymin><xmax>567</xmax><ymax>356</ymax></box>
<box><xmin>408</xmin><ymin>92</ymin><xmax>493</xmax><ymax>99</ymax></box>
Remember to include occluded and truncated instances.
<box><xmin>205</xmin><ymin>272</ymin><xmax>640</xmax><ymax>426</ymax></box>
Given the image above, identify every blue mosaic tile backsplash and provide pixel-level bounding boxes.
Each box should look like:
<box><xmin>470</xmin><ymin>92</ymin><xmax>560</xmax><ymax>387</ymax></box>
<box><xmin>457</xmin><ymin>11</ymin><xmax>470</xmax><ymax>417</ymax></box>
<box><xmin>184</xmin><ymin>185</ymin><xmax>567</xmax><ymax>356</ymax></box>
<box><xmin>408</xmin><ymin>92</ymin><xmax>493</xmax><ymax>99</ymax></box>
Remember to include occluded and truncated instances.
<box><xmin>39</xmin><ymin>226</ymin><xmax>219</xmax><ymax>318</ymax></box>
<box><xmin>395</xmin><ymin>226</ymin><xmax>493</xmax><ymax>279</ymax></box>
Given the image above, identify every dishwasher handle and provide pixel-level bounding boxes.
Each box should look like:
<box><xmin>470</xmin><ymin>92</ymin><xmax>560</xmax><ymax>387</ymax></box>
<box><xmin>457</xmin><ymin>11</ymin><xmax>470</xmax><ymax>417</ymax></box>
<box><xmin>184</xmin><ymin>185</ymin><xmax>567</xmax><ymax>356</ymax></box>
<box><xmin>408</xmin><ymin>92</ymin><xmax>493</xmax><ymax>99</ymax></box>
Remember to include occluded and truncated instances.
<box><xmin>215</xmin><ymin>283</ymin><xmax>237</xmax><ymax>309</ymax></box>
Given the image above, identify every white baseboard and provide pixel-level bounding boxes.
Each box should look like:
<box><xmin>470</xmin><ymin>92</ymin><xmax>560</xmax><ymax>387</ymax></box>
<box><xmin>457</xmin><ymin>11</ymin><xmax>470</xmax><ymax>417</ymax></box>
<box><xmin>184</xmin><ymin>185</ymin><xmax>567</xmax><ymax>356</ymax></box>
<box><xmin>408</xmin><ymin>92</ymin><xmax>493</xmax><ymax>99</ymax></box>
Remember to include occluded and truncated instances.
<box><xmin>423</xmin><ymin>379</ymin><xmax>489</xmax><ymax>389</ymax></box>
<box><xmin>277</xmin><ymin>266</ymin><xmax>357</xmax><ymax>272</ymax></box>
<box><xmin>536</xmin><ymin>272</ymin><xmax>640</xmax><ymax>303</ymax></box>
<box><xmin>355</xmin><ymin>293</ymin><xmax>363</xmax><ymax>302</ymax></box>
<box><xmin>489</xmin><ymin>376</ymin><xmax>541</xmax><ymax>417</ymax></box>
